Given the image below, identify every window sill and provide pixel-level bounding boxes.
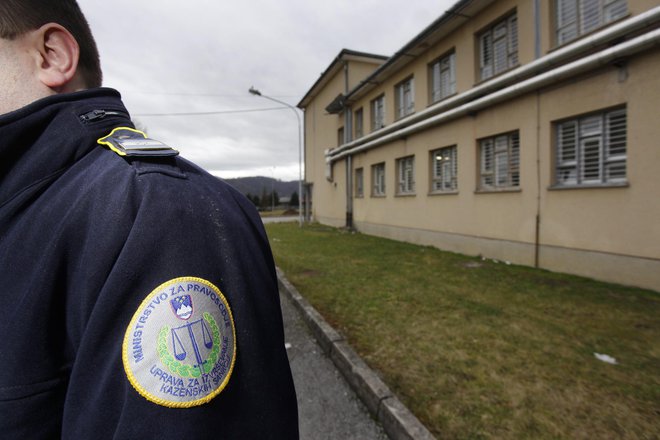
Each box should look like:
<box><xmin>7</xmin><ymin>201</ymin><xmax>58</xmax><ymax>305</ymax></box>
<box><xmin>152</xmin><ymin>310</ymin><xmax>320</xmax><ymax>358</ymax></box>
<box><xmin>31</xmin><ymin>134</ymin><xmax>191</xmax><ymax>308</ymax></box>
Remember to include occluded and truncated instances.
<box><xmin>370</xmin><ymin>194</ymin><xmax>386</xmax><ymax>198</ymax></box>
<box><xmin>474</xmin><ymin>187</ymin><xmax>521</xmax><ymax>194</ymax></box>
<box><xmin>429</xmin><ymin>190</ymin><xmax>458</xmax><ymax>196</ymax></box>
<box><xmin>548</xmin><ymin>182</ymin><xmax>628</xmax><ymax>191</ymax></box>
<box><xmin>428</xmin><ymin>92</ymin><xmax>458</xmax><ymax>107</ymax></box>
<box><xmin>395</xmin><ymin>193</ymin><xmax>416</xmax><ymax>198</ymax></box>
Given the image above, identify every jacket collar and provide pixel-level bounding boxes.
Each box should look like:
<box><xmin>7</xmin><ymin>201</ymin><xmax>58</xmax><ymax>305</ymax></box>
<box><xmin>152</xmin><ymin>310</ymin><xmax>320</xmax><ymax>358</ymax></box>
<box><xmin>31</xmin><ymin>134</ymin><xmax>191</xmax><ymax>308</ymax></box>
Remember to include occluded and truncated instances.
<box><xmin>0</xmin><ymin>88</ymin><xmax>130</xmax><ymax>208</ymax></box>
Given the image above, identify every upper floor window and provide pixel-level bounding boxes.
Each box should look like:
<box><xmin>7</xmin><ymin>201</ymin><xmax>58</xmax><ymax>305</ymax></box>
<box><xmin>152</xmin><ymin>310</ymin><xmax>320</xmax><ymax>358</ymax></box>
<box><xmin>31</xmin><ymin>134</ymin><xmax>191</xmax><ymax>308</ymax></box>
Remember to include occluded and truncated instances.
<box><xmin>479</xmin><ymin>131</ymin><xmax>520</xmax><ymax>190</ymax></box>
<box><xmin>355</xmin><ymin>108</ymin><xmax>364</xmax><ymax>139</ymax></box>
<box><xmin>430</xmin><ymin>52</ymin><xmax>456</xmax><ymax>103</ymax></box>
<box><xmin>555</xmin><ymin>107</ymin><xmax>627</xmax><ymax>186</ymax></box>
<box><xmin>478</xmin><ymin>13</ymin><xmax>518</xmax><ymax>81</ymax></box>
<box><xmin>337</xmin><ymin>127</ymin><xmax>345</xmax><ymax>147</ymax></box>
<box><xmin>371</xmin><ymin>95</ymin><xmax>385</xmax><ymax>131</ymax></box>
<box><xmin>372</xmin><ymin>163</ymin><xmax>386</xmax><ymax>196</ymax></box>
<box><xmin>395</xmin><ymin>77</ymin><xmax>415</xmax><ymax>119</ymax></box>
<box><xmin>397</xmin><ymin>156</ymin><xmax>415</xmax><ymax>195</ymax></box>
<box><xmin>431</xmin><ymin>146</ymin><xmax>458</xmax><ymax>192</ymax></box>
<box><xmin>556</xmin><ymin>0</ymin><xmax>628</xmax><ymax>45</ymax></box>
<box><xmin>355</xmin><ymin>167</ymin><xmax>364</xmax><ymax>198</ymax></box>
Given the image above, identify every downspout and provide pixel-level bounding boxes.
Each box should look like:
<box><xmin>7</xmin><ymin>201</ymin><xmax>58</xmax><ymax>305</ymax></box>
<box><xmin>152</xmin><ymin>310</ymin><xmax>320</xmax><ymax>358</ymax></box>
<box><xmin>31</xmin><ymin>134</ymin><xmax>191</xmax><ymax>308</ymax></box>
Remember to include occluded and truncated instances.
<box><xmin>534</xmin><ymin>90</ymin><xmax>541</xmax><ymax>268</ymax></box>
<box><xmin>534</xmin><ymin>0</ymin><xmax>541</xmax><ymax>60</ymax></box>
<box><xmin>343</xmin><ymin>61</ymin><xmax>354</xmax><ymax>230</ymax></box>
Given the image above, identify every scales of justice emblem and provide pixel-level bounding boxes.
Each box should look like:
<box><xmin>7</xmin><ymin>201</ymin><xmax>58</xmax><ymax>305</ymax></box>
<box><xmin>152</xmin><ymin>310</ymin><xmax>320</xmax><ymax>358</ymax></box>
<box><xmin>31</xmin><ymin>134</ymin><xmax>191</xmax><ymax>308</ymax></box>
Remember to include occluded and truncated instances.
<box><xmin>123</xmin><ymin>277</ymin><xmax>236</xmax><ymax>408</ymax></box>
<box><xmin>163</xmin><ymin>295</ymin><xmax>219</xmax><ymax>377</ymax></box>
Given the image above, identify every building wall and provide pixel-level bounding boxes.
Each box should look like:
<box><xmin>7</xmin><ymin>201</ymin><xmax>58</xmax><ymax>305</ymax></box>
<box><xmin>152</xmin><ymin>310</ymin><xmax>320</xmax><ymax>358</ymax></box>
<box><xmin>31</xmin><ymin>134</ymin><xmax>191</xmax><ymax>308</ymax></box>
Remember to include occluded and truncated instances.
<box><xmin>301</xmin><ymin>0</ymin><xmax>660</xmax><ymax>291</ymax></box>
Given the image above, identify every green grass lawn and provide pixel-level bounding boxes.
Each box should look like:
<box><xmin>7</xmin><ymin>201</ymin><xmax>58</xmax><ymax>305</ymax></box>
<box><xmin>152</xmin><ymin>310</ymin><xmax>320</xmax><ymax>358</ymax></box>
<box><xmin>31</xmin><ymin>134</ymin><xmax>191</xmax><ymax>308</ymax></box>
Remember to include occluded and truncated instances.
<box><xmin>266</xmin><ymin>222</ymin><xmax>660</xmax><ymax>440</ymax></box>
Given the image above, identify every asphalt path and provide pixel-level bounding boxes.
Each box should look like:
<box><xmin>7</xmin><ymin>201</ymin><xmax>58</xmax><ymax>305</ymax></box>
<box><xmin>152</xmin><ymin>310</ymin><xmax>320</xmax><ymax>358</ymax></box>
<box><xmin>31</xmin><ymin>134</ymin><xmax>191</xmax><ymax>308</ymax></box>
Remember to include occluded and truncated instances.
<box><xmin>279</xmin><ymin>291</ymin><xmax>388</xmax><ymax>440</ymax></box>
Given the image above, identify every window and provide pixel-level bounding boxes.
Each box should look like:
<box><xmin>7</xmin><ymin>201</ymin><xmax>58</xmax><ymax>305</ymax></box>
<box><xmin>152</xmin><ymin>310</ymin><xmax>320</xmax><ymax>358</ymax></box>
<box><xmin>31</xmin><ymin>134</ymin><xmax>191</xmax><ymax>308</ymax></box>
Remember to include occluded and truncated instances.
<box><xmin>395</xmin><ymin>77</ymin><xmax>415</xmax><ymax>119</ymax></box>
<box><xmin>556</xmin><ymin>0</ymin><xmax>627</xmax><ymax>45</ymax></box>
<box><xmin>372</xmin><ymin>163</ymin><xmax>386</xmax><ymax>196</ymax></box>
<box><xmin>355</xmin><ymin>108</ymin><xmax>364</xmax><ymax>139</ymax></box>
<box><xmin>337</xmin><ymin>127</ymin><xmax>344</xmax><ymax>147</ymax></box>
<box><xmin>371</xmin><ymin>95</ymin><xmax>385</xmax><ymax>131</ymax></box>
<box><xmin>555</xmin><ymin>108</ymin><xmax>626</xmax><ymax>186</ymax></box>
<box><xmin>430</xmin><ymin>52</ymin><xmax>456</xmax><ymax>103</ymax></box>
<box><xmin>355</xmin><ymin>168</ymin><xmax>364</xmax><ymax>198</ymax></box>
<box><xmin>397</xmin><ymin>156</ymin><xmax>415</xmax><ymax>195</ymax></box>
<box><xmin>479</xmin><ymin>132</ymin><xmax>520</xmax><ymax>189</ymax></box>
<box><xmin>479</xmin><ymin>13</ymin><xmax>518</xmax><ymax>80</ymax></box>
<box><xmin>431</xmin><ymin>146</ymin><xmax>458</xmax><ymax>192</ymax></box>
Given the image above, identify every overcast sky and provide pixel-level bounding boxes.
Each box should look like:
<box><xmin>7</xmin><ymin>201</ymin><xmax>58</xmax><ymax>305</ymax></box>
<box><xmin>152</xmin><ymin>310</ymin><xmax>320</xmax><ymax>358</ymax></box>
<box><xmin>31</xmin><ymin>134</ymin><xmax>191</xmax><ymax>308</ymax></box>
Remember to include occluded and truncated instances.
<box><xmin>78</xmin><ymin>0</ymin><xmax>457</xmax><ymax>181</ymax></box>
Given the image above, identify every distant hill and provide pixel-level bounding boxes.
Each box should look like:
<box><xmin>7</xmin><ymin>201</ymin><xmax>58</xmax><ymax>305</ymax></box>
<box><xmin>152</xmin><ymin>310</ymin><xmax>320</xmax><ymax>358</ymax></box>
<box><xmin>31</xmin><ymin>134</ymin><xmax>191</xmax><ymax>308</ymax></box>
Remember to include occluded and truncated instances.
<box><xmin>222</xmin><ymin>176</ymin><xmax>300</xmax><ymax>198</ymax></box>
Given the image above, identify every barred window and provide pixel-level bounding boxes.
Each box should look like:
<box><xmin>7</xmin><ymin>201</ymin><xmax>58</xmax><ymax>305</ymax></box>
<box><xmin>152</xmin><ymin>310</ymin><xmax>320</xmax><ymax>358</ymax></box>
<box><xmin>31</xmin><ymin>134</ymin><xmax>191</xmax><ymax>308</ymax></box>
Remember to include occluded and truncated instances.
<box><xmin>397</xmin><ymin>156</ymin><xmax>415</xmax><ymax>195</ymax></box>
<box><xmin>371</xmin><ymin>95</ymin><xmax>385</xmax><ymax>131</ymax></box>
<box><xmin>372</xmin><ymin>163</ymin><xmax>386</xmax><ymax>196</ymax></box>
<box><xmin>556</xmin><ymin>108</ymin><xmax>626</xmax><ymax>186</ymax></box>
<box><xmin>431</xmin><ymin>146</ymin><xmax>458</xmax><ymax>192</ymax></box>
<box><xmin>430</xmin><ymin>52</ymin><xmax>456</xmax><ymax>103</ymax></box>
<box><xmin>355</xmin><ymin>167</ymin><xmax>364</xmax><ymax>198</ymax></box>
<box><xmin>480</xmin><ymin>132</ymin><xmax>520</xmax><ymax>189</ymax></box>
<box><xmin>479</xmin><ymin>13</ymin><xmax>518</xmax><ymax>81</ymax></box>
<box><xmin>395</xmin><ymin>77</ymin><xmax>415</xmax><ymax>119</ymax></box>
<box><xmin>556</xmin><ymin>0</ymin><xmax>627</xmax><ymax>45</ymax></box>
<box><xmin>355</xmin><ymin>108</ymin><xmax>364</xmax><ymax>139</ymax></box>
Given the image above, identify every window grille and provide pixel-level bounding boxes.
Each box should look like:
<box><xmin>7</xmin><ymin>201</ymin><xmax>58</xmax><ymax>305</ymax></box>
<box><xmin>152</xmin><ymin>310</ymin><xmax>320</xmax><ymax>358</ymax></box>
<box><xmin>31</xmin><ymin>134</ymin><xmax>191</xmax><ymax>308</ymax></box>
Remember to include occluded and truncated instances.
<box><xmin>355</xmin><ymin>108</ymin><xmax>364</xmax><ymax>139</ymax></box>
<box><xmin>371</xmin><ymin>95</ymin><xmax>385</xmax><ymax>130</ymax></box>
<box><xmin>556</xmin><ymin>108</ymin><xmax>627</xmax><ymax>185</ymax></box>
<box><xmin>479</xmin><ymin>13</ymin><xmax>518</xmax><ymax>80</ymax></box>
<box><xmin>397</xmin><ymin>156</ymin><xmax>415</xmax><ymax>194</ymax></box>
<box><xmin>555</xmin><ymin>0</ymin><xmax>627</xmax><ymax>45</ymax></box>
<box><xmin>480</xmin><ymin>132</ymin><xmax>520</xmax><ymax>189</ymax></box>
<box><xmin>395</xmin><ymin>78</ymin><xmax>415</xmax><ymax>119</ymax></box>
<box><xmin>372</xmin><ymin>163</ymin><xmax>386</xmax><ymax>196</ymax></box>
<box><xmin>355</xmin><ymin>168</ymin><xmax>364</xmax><ymax>197</ymax></box>
<box><xmin>430</xmin><ymin>53</ymin><xmax>456</xmax><ymax>103</ymax></box>
<box><xmin>431</xmin><ymin>146</ymin><xmax>458</xmax><ymax>192</ymax></box>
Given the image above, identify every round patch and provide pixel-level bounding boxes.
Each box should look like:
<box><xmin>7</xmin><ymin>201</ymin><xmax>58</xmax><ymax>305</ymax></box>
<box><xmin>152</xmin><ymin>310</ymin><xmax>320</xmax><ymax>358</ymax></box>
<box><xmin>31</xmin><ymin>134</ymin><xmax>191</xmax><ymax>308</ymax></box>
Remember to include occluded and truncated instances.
<box><xmin>122</xmin><ymin>277</ymin><xmax>236</xmax><ymax>408</ymax></box>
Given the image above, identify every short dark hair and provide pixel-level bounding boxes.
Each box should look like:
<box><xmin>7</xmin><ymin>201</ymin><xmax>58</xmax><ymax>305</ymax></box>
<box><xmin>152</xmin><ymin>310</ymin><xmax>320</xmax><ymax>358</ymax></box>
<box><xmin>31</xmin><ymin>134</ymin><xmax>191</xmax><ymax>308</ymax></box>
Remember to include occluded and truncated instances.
<box><xmin>0</xmin><ymin>0</ymin><xmax>102</xmax><ymax>88</ymax></box>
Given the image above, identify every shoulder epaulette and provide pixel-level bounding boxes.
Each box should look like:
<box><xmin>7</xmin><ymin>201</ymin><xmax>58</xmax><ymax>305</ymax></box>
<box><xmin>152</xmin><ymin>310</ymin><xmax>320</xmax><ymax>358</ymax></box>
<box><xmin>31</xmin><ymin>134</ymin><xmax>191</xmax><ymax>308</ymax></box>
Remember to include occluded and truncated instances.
<box><xmin>98</xmin><ymin>127</ymin><xmax>179</xmax><ymax>157</ymax></box>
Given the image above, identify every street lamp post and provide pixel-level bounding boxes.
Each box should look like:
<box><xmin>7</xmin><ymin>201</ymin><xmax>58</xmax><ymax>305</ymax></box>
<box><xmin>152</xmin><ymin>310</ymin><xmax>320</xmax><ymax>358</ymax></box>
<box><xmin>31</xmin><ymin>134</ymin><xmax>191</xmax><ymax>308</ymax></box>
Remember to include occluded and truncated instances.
<box><xmin>249</xmin><ymin>87</ymin><xmax>303</xmax><ymax>227</ymax></box>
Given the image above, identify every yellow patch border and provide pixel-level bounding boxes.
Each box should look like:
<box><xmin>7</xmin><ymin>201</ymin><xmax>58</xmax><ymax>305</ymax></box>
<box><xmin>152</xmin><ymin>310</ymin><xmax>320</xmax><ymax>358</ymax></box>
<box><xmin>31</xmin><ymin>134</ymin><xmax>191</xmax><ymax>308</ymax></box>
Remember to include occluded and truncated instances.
<box><xmin>121</xmin><ymin>276</ymin><xmax>237</xmax><ymax>408</ymax></box>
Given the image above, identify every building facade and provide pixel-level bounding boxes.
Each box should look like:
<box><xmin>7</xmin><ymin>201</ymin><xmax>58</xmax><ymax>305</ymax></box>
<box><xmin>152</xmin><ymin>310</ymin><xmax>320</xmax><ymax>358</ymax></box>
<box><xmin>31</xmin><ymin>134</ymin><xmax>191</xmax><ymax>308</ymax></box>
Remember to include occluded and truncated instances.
<box><xmin>297</xmin><ymin>0</ymin><xmax>660</xmax><ymax>291</ymax></box>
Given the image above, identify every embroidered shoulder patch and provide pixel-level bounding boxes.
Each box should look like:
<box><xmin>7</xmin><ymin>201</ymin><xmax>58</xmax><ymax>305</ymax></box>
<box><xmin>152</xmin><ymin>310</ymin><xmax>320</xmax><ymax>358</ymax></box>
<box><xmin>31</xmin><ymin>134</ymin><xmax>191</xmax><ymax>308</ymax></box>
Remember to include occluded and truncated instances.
<box><xmin>98</xmin><ymin>127</ymin><xmax>179</xmax><ymax>157</ymax></box>
<box><xmin>122</xmin><ymin>277</ymin><xmax>236</xmax><ymax>408</ymax></box>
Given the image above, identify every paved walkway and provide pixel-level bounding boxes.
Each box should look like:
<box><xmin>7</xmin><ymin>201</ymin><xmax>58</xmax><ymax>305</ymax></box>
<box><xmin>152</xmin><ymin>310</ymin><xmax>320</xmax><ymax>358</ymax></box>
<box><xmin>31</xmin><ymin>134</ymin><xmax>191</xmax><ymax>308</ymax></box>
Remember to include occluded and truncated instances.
<box><xmin>280</xmin><ymin>290</ymin><xmax>389</xmax><ymax>440</ymax></box>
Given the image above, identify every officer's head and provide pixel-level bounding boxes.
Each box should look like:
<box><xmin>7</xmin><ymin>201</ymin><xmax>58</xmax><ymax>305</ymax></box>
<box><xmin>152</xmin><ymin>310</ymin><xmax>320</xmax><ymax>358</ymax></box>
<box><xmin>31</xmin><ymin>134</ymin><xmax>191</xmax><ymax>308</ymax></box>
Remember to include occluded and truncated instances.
<box><xmin>0</xmin><ymin>0</ymin><xmax>101</xmax><ymax>114</ymax></box>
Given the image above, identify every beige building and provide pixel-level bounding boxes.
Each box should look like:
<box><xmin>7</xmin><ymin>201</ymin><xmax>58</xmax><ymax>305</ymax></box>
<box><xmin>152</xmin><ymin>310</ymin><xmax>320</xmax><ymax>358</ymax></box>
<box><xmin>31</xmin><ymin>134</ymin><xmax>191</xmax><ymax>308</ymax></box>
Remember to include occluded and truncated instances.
<box><xmin>297</xmin><ymin>0</ymin><xmax>660</xmax><ymax>292</ymax></box>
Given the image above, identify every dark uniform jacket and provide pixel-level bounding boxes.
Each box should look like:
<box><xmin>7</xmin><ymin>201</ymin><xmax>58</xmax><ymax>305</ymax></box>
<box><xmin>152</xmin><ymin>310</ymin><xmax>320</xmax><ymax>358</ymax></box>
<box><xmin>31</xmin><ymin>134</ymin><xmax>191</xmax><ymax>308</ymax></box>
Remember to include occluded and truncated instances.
<box><xmin>0</xmin><ymin>88</ymin><xmax>298</xmax><ymax>439</ymax></box>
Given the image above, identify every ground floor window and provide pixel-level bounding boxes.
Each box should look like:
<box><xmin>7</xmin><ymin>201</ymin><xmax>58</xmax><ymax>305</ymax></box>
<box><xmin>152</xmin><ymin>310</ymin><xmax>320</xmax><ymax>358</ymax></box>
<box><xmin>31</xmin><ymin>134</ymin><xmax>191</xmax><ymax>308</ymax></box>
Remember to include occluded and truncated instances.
<box><xmin>479</xmin><ymin>131</ymin><xmax>520</xmax><ymax>190</ymax></box>
<box><xmin>431</xmin><ymin>146</ymin><xmax>457</xmax><ymax>192</ymax></box>
<box><xmin>555</xmin><ymin>107</ymin><xmax>627</xmax><ymax>186</ymax></box>
<box><xmin>397</xmin><ymin>156</ymin><xmax>415</xmax><ymax>195</ymax></box>
<box><xmin>355</xmin><ymin>167</ymin><xmax>364</xmax><ymax>197</ymax></box>
<box><xmin>371</xmin><ymin>163</ymin><xmax>386</xmax><ymax>196</ymax></box>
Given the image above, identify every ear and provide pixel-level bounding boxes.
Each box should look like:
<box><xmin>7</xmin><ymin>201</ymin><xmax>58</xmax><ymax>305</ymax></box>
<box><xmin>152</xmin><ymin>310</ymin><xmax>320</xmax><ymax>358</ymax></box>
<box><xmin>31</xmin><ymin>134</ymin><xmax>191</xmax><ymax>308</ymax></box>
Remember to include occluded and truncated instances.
<box><xmin>33</xmin><ymin>23</ymin><xmax>82</xmax><ymax>92</ymax></box>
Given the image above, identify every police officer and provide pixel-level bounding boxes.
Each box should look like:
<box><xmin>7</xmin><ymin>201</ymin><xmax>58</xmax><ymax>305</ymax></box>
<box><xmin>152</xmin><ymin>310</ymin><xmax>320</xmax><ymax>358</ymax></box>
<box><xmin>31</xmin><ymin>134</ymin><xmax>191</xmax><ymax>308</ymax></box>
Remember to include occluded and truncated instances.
<box><xmin>0</xmin><ymin>1</ymin><xmax>298</xmax><ymax>438</ymax></box>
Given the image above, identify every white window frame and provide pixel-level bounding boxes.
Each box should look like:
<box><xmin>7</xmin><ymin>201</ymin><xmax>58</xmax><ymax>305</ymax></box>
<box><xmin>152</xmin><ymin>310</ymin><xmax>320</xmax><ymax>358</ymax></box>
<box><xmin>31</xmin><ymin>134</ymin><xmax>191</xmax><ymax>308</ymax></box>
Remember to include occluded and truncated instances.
<box><xmin>556</xmin><ymin>0</ymin><xmax>628</xmax><ymax>46</ymax></box>
<box><xmin>371</xmin><ymin>95</ymin><xmax>385</xmax><ymax>131</ymax></box>
<box><xmin>555</xmin><ymin>107</ymin><xmax>627</xmax><ymax>186</ymax></box>
<box><xmin>396</xmin><ymin>156</ymin><xmax>415</xmax><ymax>195</ymax></box>
<box><xmin>478</xmin><ymin>13</ymin><xmax>518</xmax><ymax>81</ymax></box>
<box><xmin>395</xmin><ymin>77</ymin><xmax>415</xmax><ymax>119</ymax></box>
<box><xmin>355</xmin><ymin>167</ymin><xmax>364</xmax><ymax>198</ymax></box>
<box><xmin>479</xmin><ymin>132</ymin><xmax>520</xmax><ymax>190</ymax></box>
<box><xmin>371</xmin><ymin>163</ymin><xmax>386</xmax><ymax>196</ymax></box>
<box><xmin>430</xmin><ymin>52</ymin><xmax>456</xmax><ymax>103</ymax></box>
<box><xmin>431</xmin><ymin>146</ymin><xmax>458</xmax><ymax>192</ymax></box>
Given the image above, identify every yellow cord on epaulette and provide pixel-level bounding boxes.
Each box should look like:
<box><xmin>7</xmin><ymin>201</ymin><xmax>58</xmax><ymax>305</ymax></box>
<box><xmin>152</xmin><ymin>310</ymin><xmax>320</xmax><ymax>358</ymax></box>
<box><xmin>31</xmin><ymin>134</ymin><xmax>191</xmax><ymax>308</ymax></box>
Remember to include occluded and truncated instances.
<box><xmin>98</xmin><ymin>127</ymin><xmax>179</xmax><ymax>157</ymax></box>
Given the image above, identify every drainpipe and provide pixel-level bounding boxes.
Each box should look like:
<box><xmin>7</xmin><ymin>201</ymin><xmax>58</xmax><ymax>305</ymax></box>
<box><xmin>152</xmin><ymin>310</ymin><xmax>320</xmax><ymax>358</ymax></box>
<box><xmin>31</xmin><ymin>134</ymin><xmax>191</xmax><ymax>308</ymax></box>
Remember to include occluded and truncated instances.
<box><xmin>534</xmin><ymin>0</ymin><xmax>541</xmax><ymax>59</ymax></box>
<box><xmin>342</xmin><ymin>61</ymin><xmax>354</xmax><ymax>230</ymax></box>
